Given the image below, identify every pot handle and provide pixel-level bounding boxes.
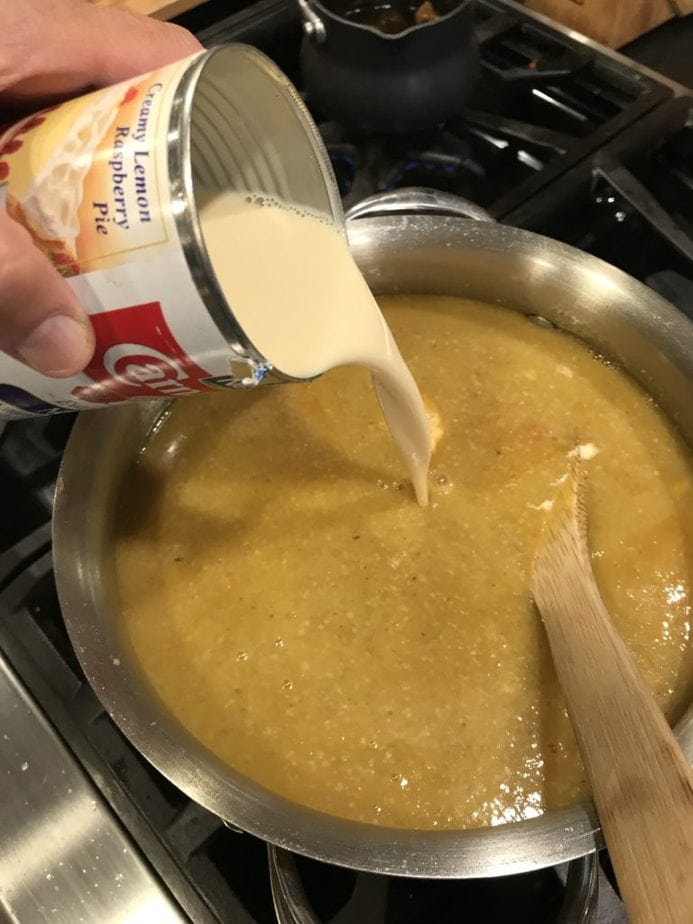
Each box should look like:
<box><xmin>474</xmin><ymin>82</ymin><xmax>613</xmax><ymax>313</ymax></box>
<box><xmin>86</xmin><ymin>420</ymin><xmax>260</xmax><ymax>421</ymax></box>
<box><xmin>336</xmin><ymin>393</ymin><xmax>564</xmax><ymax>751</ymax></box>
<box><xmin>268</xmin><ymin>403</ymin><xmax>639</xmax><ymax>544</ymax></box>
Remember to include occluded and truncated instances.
<box><xmin>268</xmin><ymin>842</ymin><xmax>601</xmax><ymax>924</ymax></box>
<box><xmin>345</xmin><ymin>187</ymin><xmax>495</xmax><ymax>222</ymax></box>
<box><xmin>268</xmin><ymin>845</ymin><xmax>319</xmax><ymax>924</ymax></box>
<box><xmin>558</xmin><ymin>852</ymin><xmax>600</xmax><ymax>924</ymax></box>
<box><xmin>297</xmin><ymin>0</ymin><xmax>327</xmax><ymax>43</ymax></box>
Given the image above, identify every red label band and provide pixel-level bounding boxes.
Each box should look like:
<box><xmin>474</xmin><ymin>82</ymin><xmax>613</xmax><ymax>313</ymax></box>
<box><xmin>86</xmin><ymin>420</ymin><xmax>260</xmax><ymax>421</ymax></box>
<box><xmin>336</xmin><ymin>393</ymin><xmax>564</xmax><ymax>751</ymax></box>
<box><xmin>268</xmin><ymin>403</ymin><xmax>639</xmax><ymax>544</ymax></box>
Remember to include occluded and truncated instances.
<box><xmin>73</xmin><ymin>301</ymin><xmax>215</xmax><ymax>404</ymax></box>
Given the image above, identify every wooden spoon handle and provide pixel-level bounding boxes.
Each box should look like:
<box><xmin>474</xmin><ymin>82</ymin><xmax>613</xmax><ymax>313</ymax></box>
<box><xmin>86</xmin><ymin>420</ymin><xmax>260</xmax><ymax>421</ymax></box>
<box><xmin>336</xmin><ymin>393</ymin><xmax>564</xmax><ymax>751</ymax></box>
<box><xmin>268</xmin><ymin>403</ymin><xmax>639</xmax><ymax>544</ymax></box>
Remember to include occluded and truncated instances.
<box><xmin>536</xmin><ymin>561</ymin><xmax>693</xmax><ymax>924</ymax></box>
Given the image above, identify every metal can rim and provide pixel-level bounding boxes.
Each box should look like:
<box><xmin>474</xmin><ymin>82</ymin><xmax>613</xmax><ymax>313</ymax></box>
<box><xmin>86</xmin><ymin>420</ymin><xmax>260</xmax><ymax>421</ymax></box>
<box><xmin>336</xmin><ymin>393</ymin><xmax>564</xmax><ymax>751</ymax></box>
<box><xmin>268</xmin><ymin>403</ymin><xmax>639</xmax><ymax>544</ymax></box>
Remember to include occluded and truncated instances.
<box><xmin>168</xmin><ymin>45</ymin><xmax>344</xmax><ymax>386</ymax></box>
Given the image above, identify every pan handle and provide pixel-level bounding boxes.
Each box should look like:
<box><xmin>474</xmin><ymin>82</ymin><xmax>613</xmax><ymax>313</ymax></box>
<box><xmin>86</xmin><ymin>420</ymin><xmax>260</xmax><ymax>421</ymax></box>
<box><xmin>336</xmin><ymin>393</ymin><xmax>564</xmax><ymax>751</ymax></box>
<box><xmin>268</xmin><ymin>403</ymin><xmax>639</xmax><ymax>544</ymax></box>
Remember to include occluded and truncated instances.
<box><xmin>268</xmin><ymin>842</ymin><xmax>601</xmax><ymax>924</ymax></box>
<box><xmin>268</xmin><ymin>845</ymin><xmax>318</xmax><ymax>924</ymax></box>
<box><xmin>345</xmin><ymin>187</ymin><xmax>495</xmax><ymax>222</ymax></box>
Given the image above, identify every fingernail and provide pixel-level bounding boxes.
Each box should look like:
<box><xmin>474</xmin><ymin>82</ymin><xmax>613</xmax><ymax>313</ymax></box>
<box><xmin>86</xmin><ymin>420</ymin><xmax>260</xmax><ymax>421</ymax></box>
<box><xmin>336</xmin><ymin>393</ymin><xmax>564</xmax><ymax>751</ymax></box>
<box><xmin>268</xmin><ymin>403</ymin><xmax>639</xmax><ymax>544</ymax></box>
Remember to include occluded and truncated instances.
<box><xmin>14</xmin><ymin>315</ymin><xmax>94</xmax><ymax>378</ymax></box>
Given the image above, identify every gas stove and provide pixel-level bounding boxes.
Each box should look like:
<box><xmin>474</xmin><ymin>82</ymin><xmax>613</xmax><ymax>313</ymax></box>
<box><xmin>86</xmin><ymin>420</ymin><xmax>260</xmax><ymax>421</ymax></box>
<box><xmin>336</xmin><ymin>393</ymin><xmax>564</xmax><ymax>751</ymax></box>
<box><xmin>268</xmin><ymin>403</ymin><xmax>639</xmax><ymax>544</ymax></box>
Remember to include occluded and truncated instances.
<box><xmin>0</xmin><ymin>1</ymin><xmax>690</xmax><ymax>922</ymax></box>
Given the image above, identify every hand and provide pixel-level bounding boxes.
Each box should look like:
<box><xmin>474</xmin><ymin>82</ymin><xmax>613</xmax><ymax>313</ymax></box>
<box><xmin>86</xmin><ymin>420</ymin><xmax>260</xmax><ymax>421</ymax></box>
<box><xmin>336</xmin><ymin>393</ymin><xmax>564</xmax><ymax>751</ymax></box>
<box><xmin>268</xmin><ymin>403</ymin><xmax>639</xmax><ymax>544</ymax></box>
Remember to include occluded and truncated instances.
<box><xmin>0</xmin><ymin>0</ymin><xmax>202</xmax><ymax>378</ymax></box>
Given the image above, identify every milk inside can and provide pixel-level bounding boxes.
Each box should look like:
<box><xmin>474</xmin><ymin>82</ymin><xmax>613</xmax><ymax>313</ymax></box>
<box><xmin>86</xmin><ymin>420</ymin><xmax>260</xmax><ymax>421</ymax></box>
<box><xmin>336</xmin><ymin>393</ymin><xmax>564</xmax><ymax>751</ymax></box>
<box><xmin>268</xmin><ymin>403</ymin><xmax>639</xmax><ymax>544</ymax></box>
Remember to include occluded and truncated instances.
<box><xmin>0</xmin><ymin>45</ymin><xmax>344</xmax><ymax>419</ymax></box>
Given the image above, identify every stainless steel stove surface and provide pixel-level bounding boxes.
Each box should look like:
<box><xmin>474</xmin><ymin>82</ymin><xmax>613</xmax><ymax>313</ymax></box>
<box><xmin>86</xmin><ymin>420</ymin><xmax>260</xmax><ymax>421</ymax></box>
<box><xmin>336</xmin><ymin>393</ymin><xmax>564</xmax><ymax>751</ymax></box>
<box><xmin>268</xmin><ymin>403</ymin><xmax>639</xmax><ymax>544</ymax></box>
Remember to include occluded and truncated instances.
<box><xmin>0</xmin><ymin>0</ymin><xmax>690</xmax><ymax>921</ymax></box>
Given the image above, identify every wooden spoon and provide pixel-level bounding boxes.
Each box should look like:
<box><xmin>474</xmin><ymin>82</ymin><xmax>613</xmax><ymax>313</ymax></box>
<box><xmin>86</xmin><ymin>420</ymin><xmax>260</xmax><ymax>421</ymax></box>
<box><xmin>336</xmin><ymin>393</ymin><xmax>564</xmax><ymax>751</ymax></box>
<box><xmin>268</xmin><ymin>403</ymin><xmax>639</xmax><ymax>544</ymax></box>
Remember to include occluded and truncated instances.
<box><xmin>531</xmin><ymin>462</ymin><xmax>693</xmax><ymax>924</ymax></box>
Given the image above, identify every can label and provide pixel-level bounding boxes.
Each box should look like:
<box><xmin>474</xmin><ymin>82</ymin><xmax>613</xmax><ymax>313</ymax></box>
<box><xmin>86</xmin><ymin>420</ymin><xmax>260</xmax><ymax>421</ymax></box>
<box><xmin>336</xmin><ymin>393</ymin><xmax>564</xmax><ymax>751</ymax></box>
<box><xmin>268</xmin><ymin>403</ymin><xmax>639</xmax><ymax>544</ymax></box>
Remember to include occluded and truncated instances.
<box><xmin>0</xmin><ymin>54</ymin><xmax>267</xmax><ymax>419</ymax></box>
<box><xmin>75</xmin><ymin>300</ymin><xmax>216</xmax><ymax>405</ymax></box>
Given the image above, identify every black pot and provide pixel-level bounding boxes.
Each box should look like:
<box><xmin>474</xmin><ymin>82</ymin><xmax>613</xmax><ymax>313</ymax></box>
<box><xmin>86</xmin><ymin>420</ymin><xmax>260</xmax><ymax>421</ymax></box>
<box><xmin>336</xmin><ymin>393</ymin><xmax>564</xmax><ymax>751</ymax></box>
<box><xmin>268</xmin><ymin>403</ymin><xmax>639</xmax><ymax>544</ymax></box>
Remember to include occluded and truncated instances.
<box><xmin>299</xmin><ymin>0</ymin><xmax>479</xmax><ymax>134</ymax></box>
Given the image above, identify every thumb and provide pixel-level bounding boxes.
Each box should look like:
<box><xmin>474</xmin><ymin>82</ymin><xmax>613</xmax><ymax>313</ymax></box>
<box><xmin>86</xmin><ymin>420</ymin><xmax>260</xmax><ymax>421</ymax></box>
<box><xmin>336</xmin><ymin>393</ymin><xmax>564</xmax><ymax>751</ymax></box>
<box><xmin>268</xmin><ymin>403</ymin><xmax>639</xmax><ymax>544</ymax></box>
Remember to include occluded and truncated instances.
<box><xmin>3</xmin><ymin>1</ymin><xmax>203</xmax><ymax>102</ymax></box>
<box><xmin>0</xmin><ymin>210</ymin><xmax>95</xmax><ymax>377</ymax></box>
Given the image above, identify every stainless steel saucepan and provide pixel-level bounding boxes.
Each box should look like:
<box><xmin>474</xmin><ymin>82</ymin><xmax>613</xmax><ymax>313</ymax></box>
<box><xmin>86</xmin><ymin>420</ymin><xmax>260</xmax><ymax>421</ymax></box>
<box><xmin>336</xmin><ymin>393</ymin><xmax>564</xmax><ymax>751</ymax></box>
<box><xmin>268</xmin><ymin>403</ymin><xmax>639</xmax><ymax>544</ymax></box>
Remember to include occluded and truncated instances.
<box><xmin>53</xmin><ymin>190</ymin><xmax>692</xmax><ymax>920</ymax></box>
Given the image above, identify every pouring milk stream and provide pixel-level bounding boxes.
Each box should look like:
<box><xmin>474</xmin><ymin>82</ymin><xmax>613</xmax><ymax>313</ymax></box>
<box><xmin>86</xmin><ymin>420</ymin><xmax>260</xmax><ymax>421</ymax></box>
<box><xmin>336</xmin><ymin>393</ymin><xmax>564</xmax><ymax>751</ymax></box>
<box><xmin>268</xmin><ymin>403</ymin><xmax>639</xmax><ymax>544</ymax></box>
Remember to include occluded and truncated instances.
<box><xmin>198</xmin><ymin>191</ymin><xmax>431</xmax><ymax>505</ymax></box>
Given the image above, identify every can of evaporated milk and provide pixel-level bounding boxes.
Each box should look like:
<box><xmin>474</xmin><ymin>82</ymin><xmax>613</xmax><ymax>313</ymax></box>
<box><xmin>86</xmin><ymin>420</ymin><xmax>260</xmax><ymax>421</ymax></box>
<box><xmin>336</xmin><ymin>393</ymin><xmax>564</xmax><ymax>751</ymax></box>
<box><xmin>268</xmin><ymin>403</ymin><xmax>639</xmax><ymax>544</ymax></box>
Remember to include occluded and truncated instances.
<box><xmin>0</xmin><ymin>45</ymin><xmax>343</xmax><ymax>420</ymax></box>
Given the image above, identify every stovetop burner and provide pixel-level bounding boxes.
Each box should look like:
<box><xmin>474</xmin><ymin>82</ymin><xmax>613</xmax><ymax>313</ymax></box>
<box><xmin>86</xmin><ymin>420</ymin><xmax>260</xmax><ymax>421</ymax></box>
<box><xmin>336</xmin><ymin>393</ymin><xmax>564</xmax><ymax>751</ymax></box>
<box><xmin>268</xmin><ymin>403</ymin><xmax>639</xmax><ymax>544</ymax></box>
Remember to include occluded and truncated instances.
<box><xmin>0</xmin><ymin>0</ymin><xmax>690</xmax><ymax>921</ymax></box>
<box><xmin>0</xmin><ymin>414</ymin><xmax>73</xmax><ymax>553</ymax></box>
<box><xmin>198</xmin><ymin>0</ymin><xmax>674</xmax><ymax>215</ymax></box>
<box><xmin>507</xmin><ymin>95</ymin><xmax>693</xmax><ymax>314</ymax></box>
